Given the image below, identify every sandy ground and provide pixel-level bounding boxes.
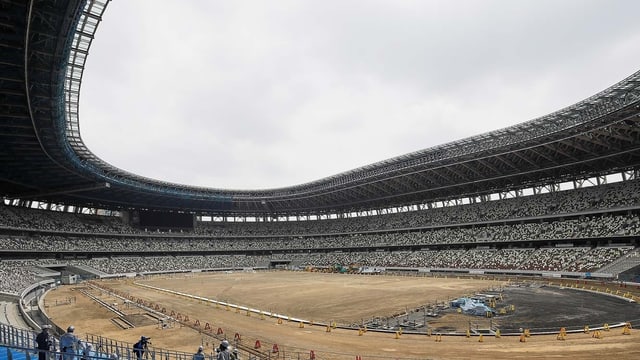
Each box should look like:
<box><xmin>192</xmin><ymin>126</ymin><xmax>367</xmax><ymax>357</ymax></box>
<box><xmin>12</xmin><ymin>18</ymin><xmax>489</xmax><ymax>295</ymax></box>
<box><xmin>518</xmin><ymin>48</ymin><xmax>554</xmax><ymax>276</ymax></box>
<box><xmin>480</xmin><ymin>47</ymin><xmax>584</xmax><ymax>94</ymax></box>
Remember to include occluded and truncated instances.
<box><xmin>43</xmin><ymin>271</ymin><xmax>640</xmax><ymax>360</ymax></box>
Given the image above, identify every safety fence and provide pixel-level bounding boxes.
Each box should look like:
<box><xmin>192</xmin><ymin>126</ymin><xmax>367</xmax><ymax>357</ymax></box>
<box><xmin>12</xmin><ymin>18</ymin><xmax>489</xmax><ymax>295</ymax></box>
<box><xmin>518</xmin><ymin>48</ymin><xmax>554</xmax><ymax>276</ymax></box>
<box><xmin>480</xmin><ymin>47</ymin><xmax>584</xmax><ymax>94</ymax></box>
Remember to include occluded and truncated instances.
<box><xmin>0</xmin><ymin>324</ymin><xmax>34</xmax><ymax>350</ymax></box>
<box><xmin>83</xmin><ymin>335</ymin><xmax>196</xmax><ymax>360</ymax></box>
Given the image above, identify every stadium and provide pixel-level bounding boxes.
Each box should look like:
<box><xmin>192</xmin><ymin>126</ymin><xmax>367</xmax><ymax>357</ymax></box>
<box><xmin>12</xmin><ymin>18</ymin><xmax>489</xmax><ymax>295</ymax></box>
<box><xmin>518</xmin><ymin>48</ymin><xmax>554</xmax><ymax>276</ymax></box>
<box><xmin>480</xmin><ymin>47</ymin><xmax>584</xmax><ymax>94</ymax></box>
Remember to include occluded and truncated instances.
<box><xmin>1</xmin><ymin>0</ymin><xmax>640</xmax><ymax>359</ymax></box>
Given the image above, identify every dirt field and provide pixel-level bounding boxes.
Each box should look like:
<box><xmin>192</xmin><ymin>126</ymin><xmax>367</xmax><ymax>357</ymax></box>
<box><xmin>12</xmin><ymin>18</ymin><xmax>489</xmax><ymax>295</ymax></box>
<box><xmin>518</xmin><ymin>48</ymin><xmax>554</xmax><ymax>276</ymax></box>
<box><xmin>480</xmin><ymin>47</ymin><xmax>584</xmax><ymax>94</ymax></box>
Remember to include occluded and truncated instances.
<box><xmin>43</xmin><ymin>271</ymin><xmax>640</xmax><ymax>360</ymax></box>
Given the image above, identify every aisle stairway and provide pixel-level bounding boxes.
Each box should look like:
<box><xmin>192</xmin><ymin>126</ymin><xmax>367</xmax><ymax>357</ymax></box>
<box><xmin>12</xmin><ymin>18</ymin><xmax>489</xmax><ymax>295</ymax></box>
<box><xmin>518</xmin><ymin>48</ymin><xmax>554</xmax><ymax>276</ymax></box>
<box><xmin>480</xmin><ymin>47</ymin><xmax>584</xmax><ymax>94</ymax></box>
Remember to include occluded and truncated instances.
<box><xmin>0</xmin><ymin>302</ymin><xmax>31</xmax><ymax>330</ymax></box>
<box><xmin>598</xmin><ymin>249</ymin><xmax>640</xmax><ymax>275</ymax></box>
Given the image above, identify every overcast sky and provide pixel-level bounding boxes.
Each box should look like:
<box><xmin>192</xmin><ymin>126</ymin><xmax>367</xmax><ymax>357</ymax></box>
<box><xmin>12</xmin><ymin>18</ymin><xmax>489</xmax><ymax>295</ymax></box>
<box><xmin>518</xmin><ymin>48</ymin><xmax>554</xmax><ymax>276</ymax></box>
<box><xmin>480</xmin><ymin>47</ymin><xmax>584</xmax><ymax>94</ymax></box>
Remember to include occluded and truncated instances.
<box><xmin>79</xmin><ymin>0</ymin><xmax>640</xmax><ymax>190</ymax></box>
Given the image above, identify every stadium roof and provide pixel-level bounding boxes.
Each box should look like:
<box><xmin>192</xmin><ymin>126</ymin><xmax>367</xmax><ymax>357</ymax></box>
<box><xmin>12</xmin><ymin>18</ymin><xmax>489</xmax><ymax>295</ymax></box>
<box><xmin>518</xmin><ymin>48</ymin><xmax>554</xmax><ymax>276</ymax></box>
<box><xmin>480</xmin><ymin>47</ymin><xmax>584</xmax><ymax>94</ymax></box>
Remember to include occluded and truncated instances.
<box><xmin>1</xmin><ymin>0</ymin><xmax>640</xmax><ymax>217</ymax></box>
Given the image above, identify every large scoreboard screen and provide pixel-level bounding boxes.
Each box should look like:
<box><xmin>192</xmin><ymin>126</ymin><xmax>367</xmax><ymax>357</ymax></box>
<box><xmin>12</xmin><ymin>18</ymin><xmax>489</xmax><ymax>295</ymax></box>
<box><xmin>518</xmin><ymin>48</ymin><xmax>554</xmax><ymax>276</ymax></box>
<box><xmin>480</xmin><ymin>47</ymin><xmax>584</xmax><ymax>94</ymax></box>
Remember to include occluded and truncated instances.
<box><xmin>135</xmin><ymin>210</ymin><xmax>194</xmax><ymax>230</ymax></box>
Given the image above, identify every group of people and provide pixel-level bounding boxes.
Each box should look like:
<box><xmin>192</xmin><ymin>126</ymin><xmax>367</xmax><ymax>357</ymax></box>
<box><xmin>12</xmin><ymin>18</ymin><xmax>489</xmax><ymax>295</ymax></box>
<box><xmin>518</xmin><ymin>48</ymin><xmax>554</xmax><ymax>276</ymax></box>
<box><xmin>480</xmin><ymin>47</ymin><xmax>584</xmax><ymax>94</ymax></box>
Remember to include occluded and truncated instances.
<box><xmin>36</xmin><ymin>325</ymin><xmax>99</xmax><ymax>360</ymax></box>
<box><xmin>216</xmin><ymin>340</ymin><xmax>238</xmax><ymax>360</ymax></box>
<box><xmin>36</xmin><ymin>325</ymin><xmax>238</xmax><ymax>360</ymax></box>
<box><xmin>192</xmin><ymin>340</ymin><xmax>238</xmax><ymax>360</ymax></box>
<box><xmin>135</xmin><ymin>336</ymin><xmax>239</xmax><ymax>360</ymax></box>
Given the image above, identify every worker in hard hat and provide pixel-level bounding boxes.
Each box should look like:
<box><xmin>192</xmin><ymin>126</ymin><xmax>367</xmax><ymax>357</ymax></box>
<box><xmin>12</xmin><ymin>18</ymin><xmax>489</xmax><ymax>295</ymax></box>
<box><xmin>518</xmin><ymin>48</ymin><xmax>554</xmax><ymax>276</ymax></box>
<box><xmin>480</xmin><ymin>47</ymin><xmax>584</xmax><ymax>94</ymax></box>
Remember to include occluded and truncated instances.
<box><xmin>216</xmin><ymin>340</ymin><xmax>231</xmax><ymax>360</ymax></box>
<box><xmin>59</xmin><ymin>326</ymin><xmax>82</xmax><ymax>360</ymax></box>
<box><xmin>192</xmin><ymin>345</ymin><xmax>205</xmax><ymax>360</ymax></box>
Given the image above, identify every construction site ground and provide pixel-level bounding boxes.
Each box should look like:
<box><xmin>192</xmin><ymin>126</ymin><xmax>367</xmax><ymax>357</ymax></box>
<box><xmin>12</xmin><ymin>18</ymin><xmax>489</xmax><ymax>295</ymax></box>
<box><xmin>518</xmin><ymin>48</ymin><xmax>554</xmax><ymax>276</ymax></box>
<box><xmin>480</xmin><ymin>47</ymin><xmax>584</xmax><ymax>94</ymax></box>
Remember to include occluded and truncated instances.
<box><xmin>43</xmin><ymin>271</ymin><xmax>640</xmax><ymax>360</ymax></box>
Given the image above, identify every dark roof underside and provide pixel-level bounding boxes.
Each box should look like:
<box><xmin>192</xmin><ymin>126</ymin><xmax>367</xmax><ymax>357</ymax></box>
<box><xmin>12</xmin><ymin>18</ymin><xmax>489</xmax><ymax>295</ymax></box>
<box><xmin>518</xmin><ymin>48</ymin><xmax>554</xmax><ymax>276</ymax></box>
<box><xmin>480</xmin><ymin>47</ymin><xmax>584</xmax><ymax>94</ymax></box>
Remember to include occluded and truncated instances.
<box><xmin>1</xmin><ymin>0</ymin><xmax>640</xmax><ymax>216</ymax></box>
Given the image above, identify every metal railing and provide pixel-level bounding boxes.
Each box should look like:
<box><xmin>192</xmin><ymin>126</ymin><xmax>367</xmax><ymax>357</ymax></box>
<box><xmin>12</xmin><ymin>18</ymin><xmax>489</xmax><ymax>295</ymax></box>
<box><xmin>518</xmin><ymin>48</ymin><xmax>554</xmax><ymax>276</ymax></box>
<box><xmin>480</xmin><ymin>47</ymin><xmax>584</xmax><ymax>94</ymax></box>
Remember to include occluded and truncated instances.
<box><xmin>0</xmin><ymin>324</ymin><xmax>34</xmax><ymax>350</ymax></box>
<box><xmin>84</xmin><ymin>335</ymin><xmax>200</xmax><ymax>360</ymax></box>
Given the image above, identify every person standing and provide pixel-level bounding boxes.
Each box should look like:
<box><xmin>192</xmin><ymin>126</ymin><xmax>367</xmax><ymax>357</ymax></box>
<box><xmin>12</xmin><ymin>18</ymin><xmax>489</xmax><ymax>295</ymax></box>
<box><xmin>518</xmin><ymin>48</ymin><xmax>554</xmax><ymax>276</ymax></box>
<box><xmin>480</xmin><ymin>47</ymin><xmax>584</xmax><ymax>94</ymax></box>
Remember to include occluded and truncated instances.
<box><xmin>133</xmin><ymin>336</ymin><xmax>150</xmax><ymax>360</ymax></box>
<box><xmin>35</xmin><ymin>325</ymin><xmax>54</xmax><ymax>360</ymax></box>
<box><xmin>216</xmin><ymin>340</ymin><xmax>230</xmax><ymax>360</ymax></box>
<box><xmin>192</xmin><ymin>346</ymin><xmax>205</xmax><ymax>360</ymax></box>
<box><xmin>81</xmin><ymin>343</ymin><xmax>92</xmax><ymax>360</ymax></box>
<box><xmin>59</xmin><ymin>326</ymin><xmax>82</xmax><ymax>360</ymax></box>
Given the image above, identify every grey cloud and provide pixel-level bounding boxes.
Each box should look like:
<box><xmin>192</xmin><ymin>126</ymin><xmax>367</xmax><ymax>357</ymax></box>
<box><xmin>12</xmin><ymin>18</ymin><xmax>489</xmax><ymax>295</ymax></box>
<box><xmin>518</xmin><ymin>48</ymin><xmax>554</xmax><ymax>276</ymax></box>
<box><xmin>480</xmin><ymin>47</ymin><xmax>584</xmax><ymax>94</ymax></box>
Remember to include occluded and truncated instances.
<box><xmin>79</xmin><ymin>0</ymin><xmax>640</xmax><ymax>189</ymax></box>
